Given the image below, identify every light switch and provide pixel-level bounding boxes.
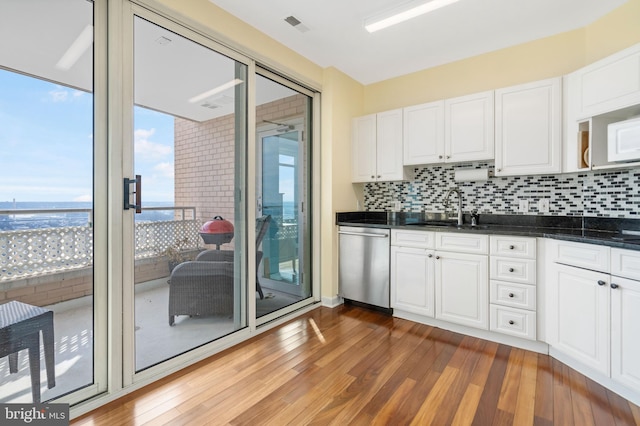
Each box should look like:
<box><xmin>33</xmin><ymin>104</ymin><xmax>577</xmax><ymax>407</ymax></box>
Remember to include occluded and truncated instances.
<box><xmin>538</xmin><ymin>199</ymin><xmax>550</xmax><ymax>213</ymax></box>
<box><xmin>518</xmin><ymin>200</ymin><xmax>529</xmax><ymax>213</ymax></box>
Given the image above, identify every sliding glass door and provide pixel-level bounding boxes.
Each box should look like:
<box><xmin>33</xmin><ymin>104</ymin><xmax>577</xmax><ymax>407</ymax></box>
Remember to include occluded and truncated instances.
<box><xmin>126</xmin><ymin>13</ymin><xmax>248</xmax><ymax>373</ymax></box>
<box><xmin>0</xmin><ymin>0</ymin><xmax>106</xmax><ymax>404</ymax></box>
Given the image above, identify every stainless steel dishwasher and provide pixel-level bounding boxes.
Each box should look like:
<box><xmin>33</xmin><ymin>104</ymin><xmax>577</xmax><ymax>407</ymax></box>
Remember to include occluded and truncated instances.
<box><xmin>338</xmin><ymin>226</ymin><xmax>390</xmax><ymax>309</ymax></box>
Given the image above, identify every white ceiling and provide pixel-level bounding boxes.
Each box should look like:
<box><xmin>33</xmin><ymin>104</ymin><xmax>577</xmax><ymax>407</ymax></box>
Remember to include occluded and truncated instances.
<box><xmin>208</xmin><ymin>0</ymin><xmax>628</xmax><ymax>85</ymax></box>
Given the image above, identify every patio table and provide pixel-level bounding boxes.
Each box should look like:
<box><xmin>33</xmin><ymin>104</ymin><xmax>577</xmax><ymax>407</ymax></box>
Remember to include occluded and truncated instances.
<box><xmin>0</xmin><ymin>300</ymin><xmax>55</xmax><ymax>403</ymax></box>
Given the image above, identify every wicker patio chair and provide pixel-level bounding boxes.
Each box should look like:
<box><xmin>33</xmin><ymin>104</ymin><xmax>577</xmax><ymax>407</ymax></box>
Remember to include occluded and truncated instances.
<box><xmin>168</xmin><ymin>261</ymin><xmax>234</xmax><ymax>326</ymax></box>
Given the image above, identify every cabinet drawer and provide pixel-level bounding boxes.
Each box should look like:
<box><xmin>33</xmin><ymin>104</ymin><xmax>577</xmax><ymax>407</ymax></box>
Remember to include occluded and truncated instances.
<box><xmin>490</xmin><ymin>281</ymin><xmax>536</xmax><ymax>310</ymax></box>
<box><xmin>490</xmin><ymin>305</ymin><xmax>536</xmax><ymax>340</ymax></box>
<box><xmin>490</xmin><ymin>257</ymin><xmax>536</xmax><ymax>284</ymax></box>
<box><xmin>490</xmin><ymin>235</ymin><xmax>536</xmax><ymax>259</ymax></box>
<box><xmin>550</xmin><ymin>239</ymin><xmax>610</xmax><ymax>272</ymax></box>
<box><xmin>436</xmin><ymin>232</ymin><xmax>488</xmax><ymax>254</ymax></box>
<box><xmin>391</xmin><ymin>229</ymin><xmax>435</xmax><ymax>248</ymax></box>
<box><xmin>611</xmin><ymin>248</ymin><xmax>640</xmax><ymax>281</ymax></box>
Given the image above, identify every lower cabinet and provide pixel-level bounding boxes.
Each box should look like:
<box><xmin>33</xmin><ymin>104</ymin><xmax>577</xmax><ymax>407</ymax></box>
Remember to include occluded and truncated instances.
<box><xmin>390</xmin><ymin>246</ymin><xmax>435</xmax><ymax>317</ymax></box>
<box><xmin>547</xmin><ymin>262</ymin><xmax>611</xmax><ymax>375</ymax></box>
<box><xmin>547</xmin><ymin>239</ymin><xmax>640</xmax><ymax>399</ymax></box>
<box><xmin>435</xmin><ymin>251</ymin><xmax>488</xmax><ymax>329</ymax></box>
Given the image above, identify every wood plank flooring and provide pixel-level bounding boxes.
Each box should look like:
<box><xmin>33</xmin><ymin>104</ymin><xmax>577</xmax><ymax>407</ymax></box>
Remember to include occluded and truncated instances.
<box><xmin>72</xmin><ymin>305</ymin><xmax>640</xmax><ymax>425</ymax></box>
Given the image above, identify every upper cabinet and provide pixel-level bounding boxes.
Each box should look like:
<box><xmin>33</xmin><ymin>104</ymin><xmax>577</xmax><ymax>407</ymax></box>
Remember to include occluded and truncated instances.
<box><xmin>564</xmin><ymin>43</ymin><xmax>640</xmax><ymax>173</ymax></box>
<box><xmin>352</xmin><ymin>109</ymin><xmax>407</xmax><ymax>183</ymax></box>
<box><xmin>574</xmin><ymin>43</ymin><xmax>640</xmax><ymax>120</ymax></box>
<box><xmin>445</xmin><ymin>91</ymin><xmax>495</xmax><ymax>163</ymax></box>
<box><xmin>403</xmin><ymin>91</ymin><xmax>494</xmax><ymax>165</ymax></box>
<box><xmin>495</xmin><ymin>77</ymin><xmax>562</xmax><ymax>176</ymax></box>
<box><xmin>403</xmin><ymin>101</ymin><xmax>445</xmax><ymax>165</ymax></box>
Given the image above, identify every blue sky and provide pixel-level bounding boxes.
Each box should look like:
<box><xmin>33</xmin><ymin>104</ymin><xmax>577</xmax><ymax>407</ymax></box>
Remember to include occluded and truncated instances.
<box><xmin>0</xmin><ymin>68</ymin><xmax>175</xmax><ymax>203</ymax></box>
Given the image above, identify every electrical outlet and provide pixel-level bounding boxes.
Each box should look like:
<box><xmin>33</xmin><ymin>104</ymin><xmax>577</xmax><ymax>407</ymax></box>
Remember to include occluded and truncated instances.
<box><xmin>538</xmin><ymin>199</ymin><xmax>550</xmax><ymax>213</ymax></box>
<box><xmin>518</xmin><ymin>200</ymin><xmax>529</xmax><ymax>213</ymax></box>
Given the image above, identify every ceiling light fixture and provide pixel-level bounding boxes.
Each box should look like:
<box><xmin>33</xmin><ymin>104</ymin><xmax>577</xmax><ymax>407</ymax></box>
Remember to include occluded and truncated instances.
<box><xmin>364</xmin><ymin>0</ymin><xmax>460</xmax><ymax>33</ymax></box>
<box><xmin>188</xmin><ymin>79</ymin><xmax>244</xmax><ymax>104</ymax></box>
<box><xmin>56</xmin><ymin>24</ymin><xmax>94</xmax><ymax>70</ymax></box>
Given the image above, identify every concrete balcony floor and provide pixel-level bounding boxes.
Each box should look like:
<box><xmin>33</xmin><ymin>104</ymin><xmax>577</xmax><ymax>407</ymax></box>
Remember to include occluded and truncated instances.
<box><xmin>0</xmin><ymin>274</ymin><xmax>302</xmax><ymax>403</ymax></box>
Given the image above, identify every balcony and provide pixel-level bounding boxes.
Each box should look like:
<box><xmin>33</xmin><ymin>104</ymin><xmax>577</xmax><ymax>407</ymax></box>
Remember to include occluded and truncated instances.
<box><xmin>0</xmin><ymin>207</ymin><xmax>301</xmax><ymax>403</ymax></box>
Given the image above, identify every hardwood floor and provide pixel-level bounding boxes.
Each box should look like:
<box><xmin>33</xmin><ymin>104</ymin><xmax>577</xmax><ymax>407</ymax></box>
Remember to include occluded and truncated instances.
<box><xmin>72</xmin><ymin>305</ymin><xmax>640</xmax><ymax>425</ymax></box>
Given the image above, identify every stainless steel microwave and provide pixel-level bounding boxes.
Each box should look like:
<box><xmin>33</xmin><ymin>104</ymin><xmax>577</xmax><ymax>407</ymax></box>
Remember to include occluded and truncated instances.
<box><xmin>608</xmin><ymin>116</ymin><xmax>640</xmax><ymax>162</ymax></box>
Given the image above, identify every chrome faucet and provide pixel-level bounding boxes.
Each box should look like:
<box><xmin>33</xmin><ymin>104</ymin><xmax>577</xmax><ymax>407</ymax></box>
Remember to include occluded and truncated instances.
<box><xmin>443</xmin><ymin>187</ymin><xmax>463</xmax><ymax>226</ymax></box>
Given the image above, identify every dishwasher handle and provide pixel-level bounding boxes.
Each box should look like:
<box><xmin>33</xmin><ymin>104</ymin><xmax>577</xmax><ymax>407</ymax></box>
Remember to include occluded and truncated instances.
<box><xmin>338</xmin><ymin>231</ymin><xmax>389</xmax><ymax>238</ymax></box>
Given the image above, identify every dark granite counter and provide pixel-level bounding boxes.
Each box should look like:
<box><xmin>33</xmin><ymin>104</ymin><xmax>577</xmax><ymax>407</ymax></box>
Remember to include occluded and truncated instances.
<box><xmin>336</xmin><ymin>211</ymin><xmax>640</xmax><ymax>251</ymax></box>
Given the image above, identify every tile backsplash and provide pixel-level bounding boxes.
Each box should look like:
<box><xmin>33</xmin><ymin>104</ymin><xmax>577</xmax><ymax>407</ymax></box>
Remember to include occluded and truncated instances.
<box><xmin>363</xmin><ymin>162</ymin><xmax>640</xmax><ymax>218</ymax></box>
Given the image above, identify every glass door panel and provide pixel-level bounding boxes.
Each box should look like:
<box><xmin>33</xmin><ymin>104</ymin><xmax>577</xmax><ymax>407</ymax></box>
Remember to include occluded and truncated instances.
<box><xmin>256</xmin><ymin>74</ymin><xmax>312</xmax><ymax>320</ymax></box>
<box><xmin>131</xmin><ymin>16</ymin><xmax>247</xmax><ymax>372</ymax></box>
<box><xmin>0</xmin><ymin>0</ymin><xmax>99</xmax><ymax>403</ymax></box>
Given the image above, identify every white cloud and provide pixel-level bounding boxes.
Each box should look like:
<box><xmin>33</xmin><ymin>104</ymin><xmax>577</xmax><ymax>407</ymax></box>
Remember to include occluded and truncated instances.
<box><xmin>134</xmin><ymin>128</ymin><xmax>172</xmax><ymax>160</ymax></box>
<box><xmin>73</xmin><ymin>194</ymin><xmax>93</xmax><ymax>202</ymax></box>
<box><xmin>154</xmin><ymin>162</ymin><xmax>174</xmax><ymax>178</ymax></box>
<box><xmin>49</xmin><ymin>88</ymin><xmax>69</xmax><ymax>103</ymax></box>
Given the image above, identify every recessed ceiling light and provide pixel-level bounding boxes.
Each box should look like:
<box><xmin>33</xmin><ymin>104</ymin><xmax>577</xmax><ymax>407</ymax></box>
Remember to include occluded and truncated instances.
<box><xmin>188</xmin><ymin>79</ymin><xmax>244</xmax><ymax>104</ymax></box>
<box><xmin>284</xmin><ymin>15</ymin><xmax>310</xmax><ymax>33</ymax></box>
<box><xmin>364</xmin><ymin>0</ymin><xmax>460</xmax><ymax>33</ymax></box>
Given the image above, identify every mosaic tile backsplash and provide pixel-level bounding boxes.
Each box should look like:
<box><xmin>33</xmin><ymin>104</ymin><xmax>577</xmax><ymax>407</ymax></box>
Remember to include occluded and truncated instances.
<box><xmin>363</xmin><ymin>162</ymin><xmax>640</xmax><ymax>218</ymax></box>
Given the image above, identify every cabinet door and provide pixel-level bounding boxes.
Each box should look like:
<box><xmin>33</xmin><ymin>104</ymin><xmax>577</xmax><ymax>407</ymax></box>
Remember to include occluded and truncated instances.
<box><xmin>495</xmin><ymin>78</ymin><xmax>562</xmax><ymax>176</ymax></box>
<box><xmin>575</xmin><ymin>43</ymin><xmax>640</xmax><ymax>119</ymax></box>
<box><xmin>351</xmin><ymin>114</ymin><xmax>377</xmax><ymax>182</ymax></box>
<box><xmin>445</xmin><ymin>91</ymin><xmax>494</xmax><ymax>163</ymax></box>
<box><xmin>611</xmin><ymin>276</ymin><xmax>640</xmax><ymax>391</ymax></box>
<box><xmin>435</xmin><ymin>251</ymin><xmax>488</xmax><ymax>329</ymax></box>
<box><xmin>403</xmin><ymin>101</ymin><xmax>445</xmax><ymax>165</ymax></box>
<box><xmin>391</xmin><ymin>246</ymin><xmax>435</xmax><ymax>317</ymax></box>
<box><xmin>547</xmin><ymin>263</ymin><xmax>610</xmax><ymax>375</ymax></box>
<box><xmin>376</xmin><ymin>109</ymin><xmax>405</xmax><ymax>181</ymax></box>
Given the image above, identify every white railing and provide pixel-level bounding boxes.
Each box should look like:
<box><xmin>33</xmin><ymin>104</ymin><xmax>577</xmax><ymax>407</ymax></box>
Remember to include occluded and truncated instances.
<box><xmin>0</xmin><ymin>207</ymin><xmax>199</xmax><ymax>281</ymax></box>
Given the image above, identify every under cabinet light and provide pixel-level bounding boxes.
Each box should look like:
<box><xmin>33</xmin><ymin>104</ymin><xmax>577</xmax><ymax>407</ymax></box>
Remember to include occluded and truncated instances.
<box><xmin>364</xmin><ymin>0</ymin><xmax>460</xmax><ymax>33</ymax></box>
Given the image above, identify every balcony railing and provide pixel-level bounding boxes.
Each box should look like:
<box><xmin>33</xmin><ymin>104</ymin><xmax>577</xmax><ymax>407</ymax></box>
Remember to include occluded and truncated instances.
<box><xmin>0</xmin><ymin>207</ymin><xmax>199</xmax><ymax>281</ymax></box>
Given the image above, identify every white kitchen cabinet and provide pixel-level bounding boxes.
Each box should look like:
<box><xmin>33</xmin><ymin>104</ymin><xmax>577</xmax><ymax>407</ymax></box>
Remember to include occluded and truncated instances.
<box><xmin>611</xmin><ymin>276</ymin><xmax>640</xmax><ymax>391</ymax></box>
<box><xmin>444</xmin><ymin>91</ymin><xmax>495</xmax><ymax>163</ymax></box>
<box><xmin>495</xmin><ymin>78</ymin><xmax>562</xmax><ymax>176</ymax></box>
<box><xmin>489</xmin><ymin>235</ymin><xmax>537</xmax><ymax>340</ymax></box>
<box><xmin>435</xmin><ymin>250</ymin><xmax>488</xmax><ymax>330</ymax></box>
<box><xmin>403</xmin><ymin>101</ymin><xmax>445</xmax><ymax>165</ymax></box>
<box><xmin>352</xmin><ymin>109</ymin><xmax>407</xmax><ymax>183</ymax></box>
<box><xmin>573</xmin><ymin>43</ymin><xmax>640</xmax><ymax>120</ymax></box>
<box><xmin>391</xmin><ymin>246</ymin><xmax>435</xmax><ymax>317</ymax></box>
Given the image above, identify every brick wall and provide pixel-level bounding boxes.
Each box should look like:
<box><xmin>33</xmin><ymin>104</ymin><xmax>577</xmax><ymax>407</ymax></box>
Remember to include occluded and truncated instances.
<box><xmin>174</xmin><ymin>94</ymin><xmax>308</xmax><ymax>248</ymax></box>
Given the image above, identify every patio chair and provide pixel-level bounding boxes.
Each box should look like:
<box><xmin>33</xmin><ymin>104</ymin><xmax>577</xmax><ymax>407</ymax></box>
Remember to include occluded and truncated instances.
<box><xmin>168</xmin><ymin>261</ymin><xmax>234</xmax><ymax>326</ymax></box>
<box><xmin>195</xmin><ymin>215</ymin><xmax>270</xmax><ymax>299</ymax></box>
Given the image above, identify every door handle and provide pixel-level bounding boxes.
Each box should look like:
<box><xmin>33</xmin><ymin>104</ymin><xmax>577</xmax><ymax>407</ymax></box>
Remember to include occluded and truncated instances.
<box><xmin>338</xmin><ymin>231</ymin><xmax>388</xmax><ymax>238</ymax></box>
<box><xmin>124</xmin><ymin>175</ymin><xmax>142</xmax><ymax>213</ymax></box>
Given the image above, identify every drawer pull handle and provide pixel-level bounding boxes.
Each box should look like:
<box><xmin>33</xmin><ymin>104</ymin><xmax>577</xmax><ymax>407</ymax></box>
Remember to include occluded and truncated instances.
<box><xmin>611</xmin><ymin>283</ymin><xmax>619</xmax><ymax>289</ymax></box>
<box><xmin>597</xmin><ymin>280</ymin><xmax>606</xmax><ymax>286</ymax></box>
<box><xmin>508</xmin><ymin>293</ymin><xmax>514</xmax><ymax>298</ymax></box>
<box><xmin>509</xmin><ymin>245</ymin><xmax>515</xmax><ymax>250</ymax></box>
<box><xmin>508</xmin><ymin>320</ymin><xmax>515</xmax><ymax>325</ymax></box>
<box><xmin>509</xmin><ymin>268</ymin><xmax>515</xmax><ymax>273</ymax></box>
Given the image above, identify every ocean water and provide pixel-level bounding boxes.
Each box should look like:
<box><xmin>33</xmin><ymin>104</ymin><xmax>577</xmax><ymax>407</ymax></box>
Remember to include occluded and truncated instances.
<box><xmin>0</xmin><ymin>201</ymin><xmax>175</xmax><ymax>231</ymax></box>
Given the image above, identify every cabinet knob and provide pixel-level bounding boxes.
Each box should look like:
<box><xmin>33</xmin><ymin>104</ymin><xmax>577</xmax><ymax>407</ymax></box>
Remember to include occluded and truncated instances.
<box><xmin>497</xmin><ymin>168</ymin><xmax>502</xmax><ymax>172</ymax></box>
<box><xmin>509</xmin><ymin>245</ymin><xmax>515</xmax><ymax>250</ymax></box>
<box><xmin>435</xmin><ymin>255</ymin><xmax>440</xmax><ymax>260</ymax></box>
<box><xmin>377</xmin><ymin>175</ymin><xmax>381</xmax><ymax>178</ymax></box>
<box><xmin>439</xmin><ymin>155</ymin><xmax>443</xmax><ymax>159</ymax></box>
<box><xmin>428</xmin><ymin>253</ymin><xmax>433</xmax><ymax>258</ymax></box>
<box><xmin>509</xmin><ymin>268</ymin><xmax>515</xmax><ymax>273</ymax></box>
<box><xmin>371</xmin><ymin>175</ymin><xmax>375</xmax><ymax>179</ymax></box>
<box><xmin>508</xmin><ymin>320</ymin><xmax>515</xmax><ymax>325</ymax></box>
<box><xmin>508</xmin><ymin>293</ymin><xmax>514</xmax><ymax>298</ymax></box>
<box><xmin>597</xmin><ymin>280</ymin><xmax>606</xmax><ymax>286</ymax></box>
<box><xmin>611</xmin><ymin>283</ymin><xmax>619</xmax><ymax>289</ymax></box>
<box><xmin>446</xmin><ymin>155</ymin><xmax>451</xmax><ymax>159</ymax></box>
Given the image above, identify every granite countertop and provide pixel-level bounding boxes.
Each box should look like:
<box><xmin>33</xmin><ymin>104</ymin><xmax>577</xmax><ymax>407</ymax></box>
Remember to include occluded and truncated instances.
<box><xmin>336</xmin><ymin>211</ymin><xmax>640</xmax><ymax>251</ymax></box>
